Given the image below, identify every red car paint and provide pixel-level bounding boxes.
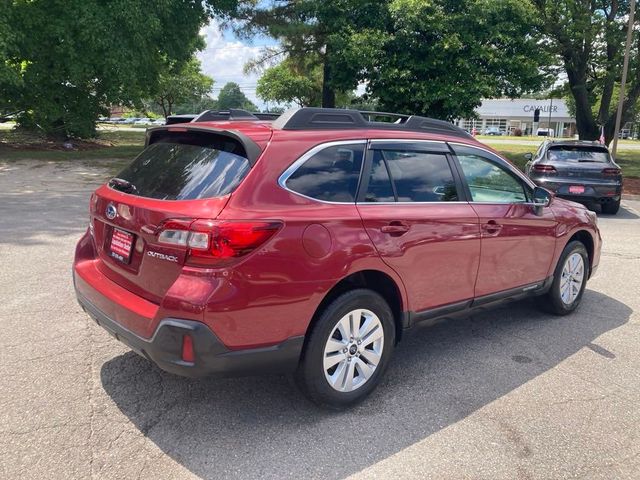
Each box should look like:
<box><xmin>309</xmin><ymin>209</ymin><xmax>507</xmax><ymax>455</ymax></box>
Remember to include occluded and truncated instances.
<box><xmin>73</xmin><ymin>118</ymin><xmax>601</xmax><ymax>358</ymax></box>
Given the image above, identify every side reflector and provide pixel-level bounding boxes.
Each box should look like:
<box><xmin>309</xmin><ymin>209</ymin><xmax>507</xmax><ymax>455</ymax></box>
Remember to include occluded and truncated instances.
<box><xmin>182</xmin><ymin>335</ymin><xmax>195</xmax><ymax>363</ymax></box>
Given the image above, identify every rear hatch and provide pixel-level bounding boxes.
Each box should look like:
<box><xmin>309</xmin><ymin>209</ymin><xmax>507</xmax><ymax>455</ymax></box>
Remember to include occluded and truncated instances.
<box><xmin>90</xmin><ymin>129</ymin><xmax>257</xmax><ymax>304</ymax></box>
<box><xmin>546</xmin><ymin>145</ymin><xmax>613</xmax><ymax>181</ymax></box>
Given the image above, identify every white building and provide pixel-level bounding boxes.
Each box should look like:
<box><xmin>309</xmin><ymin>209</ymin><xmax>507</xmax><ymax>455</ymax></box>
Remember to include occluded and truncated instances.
<box><xmin>457</xmin><ymin>98</ymin><xmax>576</xmax><ymax>137</ymax></box>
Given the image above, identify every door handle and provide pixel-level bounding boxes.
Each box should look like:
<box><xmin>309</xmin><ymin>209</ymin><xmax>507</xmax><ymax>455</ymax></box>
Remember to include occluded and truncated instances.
<box><xmin>481</xmin><ymin>220</ymin><xmax>503</xmax><ymax>235</ymax></box>
<box><xmin>381</xmin><ymin>222</ymin><xmax>410</xmax><ymax>236</ymax></box>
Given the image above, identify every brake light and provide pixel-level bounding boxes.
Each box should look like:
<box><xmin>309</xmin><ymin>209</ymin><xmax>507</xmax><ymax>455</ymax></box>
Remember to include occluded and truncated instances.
<box><xmin>157</xmin><ymin>219</ymin><xmax>282</xmax><ymax>267</ymax></box>
<box><xmin>601</xmin><ymin>167</ymin><xmax>621</xmax><ymax>176</ymax></box>
<box><xmin>533</xmin><ymin>164</ymin><xmax>557</xmax><ymax>173</ymax></box>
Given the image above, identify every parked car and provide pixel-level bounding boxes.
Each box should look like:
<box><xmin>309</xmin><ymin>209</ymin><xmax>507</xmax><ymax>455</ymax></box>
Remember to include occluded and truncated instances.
<box><xmin>536</xmin><ymin>128</ymin><xmax>554</xmax><ymax>137</ymax></box>
<box><xmin>151</xmin><ymin>119</ymin><xmax>165</xmax><ymax>126</ymax></box>
<box><xmin>136</xmin><ymin>117</ymin><xmax>152</xmax><ymax>124</ymax></box>
<box><xmin>74</xmin><ymin>108</ymin><xmax>601</xmax><ymax>408</ymax></box>
<box><xmin>525</xmin><ymin>140</ymin><xmax>623</xmax><ymax>214</ymax></box>
<box><xmin>123</xmin><ymin>117</ymin><xmax>140</xmax><ymax>124</ymax></box>
<box><xmin>484</xmin><ymin>126</ymin><xmax>503</xmax><ymax>136</ymax></box>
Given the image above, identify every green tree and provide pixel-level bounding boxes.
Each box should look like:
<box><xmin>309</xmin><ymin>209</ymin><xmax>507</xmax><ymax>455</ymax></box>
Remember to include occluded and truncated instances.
<box><xmin>256</xmin><ymin>59</ymin><xmax>322</xmax><ymax>107</ymax></box>
<box><xmin>0</xmin><ymin>2</ymin><xmax>21</xmax><ymax>113</ymax></box>
<box><xmin>153</xmin><ymin>58</ymin><xmax>214</xmax><ymax>118</ymax></box>
<box><xmin>234</xmin><ymin>0</ymin><xmax>389</xmax><ymax>108</ymax></box>
<box><xmin>216</xmin><ymin>82</ymin><xmax>257</xmax><ymax>110</ymax></box>
<box><xmin>2</xmin><ymin>0</ymin><xmax>237</xmax><ymax>137</ymax></box>
<box><xmin>354</xmin><ymin>0</ymin><xmax>550</xmax><ymax>120</ymax></box>
<box><xmin>532</xmin><ymin>1</ymin><xmax>639</xmax><ymax>143</ymax></box>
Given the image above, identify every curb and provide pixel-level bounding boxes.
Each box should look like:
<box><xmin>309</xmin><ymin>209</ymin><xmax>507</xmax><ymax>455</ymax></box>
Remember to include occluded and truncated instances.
<box><xmin>623</xmin><ymin>193</ymin><xmax>640</xmax><ymax>201</ymax></box>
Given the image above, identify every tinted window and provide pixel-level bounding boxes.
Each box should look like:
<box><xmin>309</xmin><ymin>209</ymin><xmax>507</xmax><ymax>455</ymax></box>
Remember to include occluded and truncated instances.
<box><xmin>547</xmin><ymin>146</ymin><xmax>610</xmax><ymax>163</ymax></box>
<box><xmin>372</xmin><ymin>150</ymin><xmax>458</xmax><ymax>202</ymax></box>
<box><xmin>364</xmin><ymin>154</ymin><xmax>395</xmax><ymax>202</ymax></box>
<box><xmin>457</xmin><ymin>153</ymin><xmax>528</xmax><ymax>203</ymax></box>
<box><xmin>286</xmin><ymin>144</ymin><xmax>364</xmax><ymax>202</ymax></box>
<box><xmin>111</xmin><ymin>143</ymin><xmax>250</xmax><ymax>200</ymax></box>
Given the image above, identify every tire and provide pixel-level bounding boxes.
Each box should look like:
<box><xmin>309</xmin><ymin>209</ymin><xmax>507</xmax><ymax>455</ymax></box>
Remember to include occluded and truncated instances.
<box><xmin>601</xmin><ymin>198</ymin><xmax>621</xmax><ymax>215</ymax></box>
<box><xmin>537</xmin><ymin>241</ymin><xmax>589</xmax><ymax>316</ymax></box>
<box><xmin>295</xmin><ymin>289</ymin><xmax>396</xmax><ymax>409</ymax></box>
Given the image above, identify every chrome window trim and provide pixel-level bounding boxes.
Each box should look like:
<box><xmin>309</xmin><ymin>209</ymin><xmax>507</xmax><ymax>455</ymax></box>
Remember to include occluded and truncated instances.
<box><xmin>368</xmin><ymin>139</ymin><xmax>447</xmax><ymax>144</ymax></box>
<box><xmin>356</xmin><ymin>201</ymin><xmax>469</xmax><ymax>205</ymax></box>
<box><xmin>277</xmin><ymin>140</ymin><xmax>368</xmax><ymax>205</ymax></box>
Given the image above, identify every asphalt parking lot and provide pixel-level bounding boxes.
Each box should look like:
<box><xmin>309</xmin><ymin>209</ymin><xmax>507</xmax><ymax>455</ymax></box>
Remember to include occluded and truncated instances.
<box><xmin>1</xmin><ymin>160</ymin><xmax>639</xmax><ymax>480</ymax></box>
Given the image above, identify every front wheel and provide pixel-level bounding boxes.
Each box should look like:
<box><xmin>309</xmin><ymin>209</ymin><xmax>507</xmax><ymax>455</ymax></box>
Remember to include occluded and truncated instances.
<box><xmin>295</xmin><ymin>289</ymin><xmax>395</xmax><ymax>409</ymax></box>
<box><xmin>537</xmin><ymin>241</ymin><xmax>589</xmax><ymax>315</ymax></box>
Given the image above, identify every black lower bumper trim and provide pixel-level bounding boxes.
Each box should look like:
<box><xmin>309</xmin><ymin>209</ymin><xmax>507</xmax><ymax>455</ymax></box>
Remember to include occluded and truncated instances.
<box><xmin>77</xmin><ymin>292</ymin><xmax>304</xmax><ymax>378</ymax></box>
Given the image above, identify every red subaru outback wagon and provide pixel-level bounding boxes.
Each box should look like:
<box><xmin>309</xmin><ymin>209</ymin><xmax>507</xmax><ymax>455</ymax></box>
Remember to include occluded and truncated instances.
<box><xmin>74</xmin><ymin>108</ymin><xmax>601</xmax><ymax>407</ymax></box>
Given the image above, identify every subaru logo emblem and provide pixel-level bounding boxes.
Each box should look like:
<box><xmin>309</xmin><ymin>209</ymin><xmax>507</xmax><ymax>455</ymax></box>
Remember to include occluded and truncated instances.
<box><xmin>105</xmin><ymin>203</ymin><xmax>117</xmax><ymax>220</ymax></box>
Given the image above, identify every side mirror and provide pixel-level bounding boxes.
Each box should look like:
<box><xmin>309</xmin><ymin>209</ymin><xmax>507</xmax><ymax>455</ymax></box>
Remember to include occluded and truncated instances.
<box><xmin>524</xmin><ymin>152</ymin><xmax>533</xmax><ymax>161</ymax></box>
<box><xmin>532</xmin><ymin>186</ymin><xmax>552</xmax><ymax>215</ymax></box>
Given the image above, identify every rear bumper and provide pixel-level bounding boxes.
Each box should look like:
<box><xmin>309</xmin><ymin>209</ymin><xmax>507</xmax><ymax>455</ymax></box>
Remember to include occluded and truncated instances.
<box><xmin>76</xmin><ymin>291</ymin><xmax>304</xmax><ymax>378</ymax></box>
<box><xmin>532</xmin><ymin>177</ymin><xmax>622</xmax><ymax>202</ymax></box>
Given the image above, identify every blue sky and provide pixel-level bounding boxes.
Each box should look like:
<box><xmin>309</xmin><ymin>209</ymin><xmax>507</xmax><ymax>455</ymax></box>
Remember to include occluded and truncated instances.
<box><xmin>197</xmin><ymin>21</ymin><xmax>280</xmax><ymax>108</ymax></box>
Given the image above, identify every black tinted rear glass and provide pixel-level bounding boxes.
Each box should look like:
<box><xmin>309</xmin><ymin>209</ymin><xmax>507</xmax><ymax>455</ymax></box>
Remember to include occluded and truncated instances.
<box><xmin>547</xmin><ymin>146</ymin><xmax>610</xmax><ymax>163</ymax></box>
<box><xmin>285</xmin><ymin>144</ymin><xmax>365</xmax><ymax>202</ymax></box>
<box><xmin>111</xmin><ymin>143</ymin><xmax>250</xmax><ymax>200</ymax></box>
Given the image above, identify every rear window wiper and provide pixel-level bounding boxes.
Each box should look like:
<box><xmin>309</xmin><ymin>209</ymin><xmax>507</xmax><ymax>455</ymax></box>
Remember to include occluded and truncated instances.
<box><xmin>109</xmin><ymin>177</ymin><xmax>138</xmax><ymax>194</ymax></box>
<box><xmin>578</xmin><ymin>159</ymin><xmax>601</xmax><ymax>163</ymax></box>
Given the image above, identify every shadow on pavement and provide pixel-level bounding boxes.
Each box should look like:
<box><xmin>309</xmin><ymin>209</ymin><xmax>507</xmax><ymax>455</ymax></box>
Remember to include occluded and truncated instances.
<box><xmin>101</xmin><ymin>290</ymin><xmax>631</xmax><ymax>480</ymax></box>
<box><xmin>593</xmin><ymin>202</ymin><xmax>639</xmax><ymax>220</ymax></box>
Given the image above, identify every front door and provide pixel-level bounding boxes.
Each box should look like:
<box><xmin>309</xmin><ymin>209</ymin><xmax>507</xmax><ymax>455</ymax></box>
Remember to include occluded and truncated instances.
<box><xmin>451</xmin><ymin>144</ymin><xmax>558</xmax><ymax>297</ymax></box>
<box><xmin>356</xmin><ymin>141</ymin><xmax>481</xmax><ymax>313</ymax></box>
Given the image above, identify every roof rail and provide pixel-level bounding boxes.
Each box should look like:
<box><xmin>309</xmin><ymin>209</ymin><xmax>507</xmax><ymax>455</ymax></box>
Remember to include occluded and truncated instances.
<box><xmin>272</xmin><ymin>107</ymin><xmax>472</xmax><ymax>139</ymax></box>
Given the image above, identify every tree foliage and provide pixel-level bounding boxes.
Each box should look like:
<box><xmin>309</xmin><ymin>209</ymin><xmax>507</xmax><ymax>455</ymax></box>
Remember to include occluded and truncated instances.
<box><xmin>354</xmin><ymin>0</ymin><xmax>551</xmax><ymax>120</ymax></box>
<box><xmin>153</xmin><ymin>58</ymin><xmax>214</xmax><ymax>118</ymax></box>
<box><xmin>233</xmin><ymin>0</ymin><xmax>389</xmax><ymax>107</ymax></box>
<box><xmin>238</xmin><ymin>0</ymin><xmax>551</xmax><ymax>118</ymax></box>
<box><xmin>0</xmin><ymin>0</ymin><xmax>222</xmax><ymax>137</ymax></box>
<box><xmin>256</xmin><ymin>58</ymin><xmax>322</xmax><ymax>107</ymax></box>
<box><xmin>532</xmin><ymin>0</ymin><xmax>639</xmax><ymax>142</ymax></box>
<box><xmin>216</xmin><ymin>82</ymin><xmax>257</xmax><ymax>110</ymax></box>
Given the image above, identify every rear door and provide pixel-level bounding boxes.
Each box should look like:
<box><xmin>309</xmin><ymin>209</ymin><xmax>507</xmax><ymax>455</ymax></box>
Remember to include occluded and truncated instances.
<box><xmin>451</xmin><ymin>144</ymin><xmax>557</xmax><ymax>297</ymax></box>
<box><xmin>356</xmin><ymin>140</ymin><xmax>481</xmax><ymax>314</ymax></box>
<box><xmin>90</xmin><ymin>130</ymin><xmax>253</xmax><ymax>303</ymax></box>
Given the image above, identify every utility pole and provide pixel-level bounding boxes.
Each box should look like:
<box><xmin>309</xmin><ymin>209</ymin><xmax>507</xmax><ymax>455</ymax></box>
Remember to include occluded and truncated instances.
<box><xmin>612</xmin><ymin>0</ymin><xmax>636</xmax><ymax>158</ymax></box>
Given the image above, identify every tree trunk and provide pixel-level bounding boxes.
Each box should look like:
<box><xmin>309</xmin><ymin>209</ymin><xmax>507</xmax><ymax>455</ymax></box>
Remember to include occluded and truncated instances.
<box><xmin>321</xmin><ymin>55</ymin><xmax>335</xmax><ymax>108</ymax></box>
<box><xmin>567</xmin><ymin>68</ymin><xmax>599</xmax><ymax>140</ymax></box>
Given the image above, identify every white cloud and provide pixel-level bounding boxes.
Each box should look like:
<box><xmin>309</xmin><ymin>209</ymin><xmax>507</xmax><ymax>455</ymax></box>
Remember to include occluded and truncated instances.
<box><xmin>197</xmin><ymin>21</ymin><xmax>278</xmax><ymax>109</ymax></box>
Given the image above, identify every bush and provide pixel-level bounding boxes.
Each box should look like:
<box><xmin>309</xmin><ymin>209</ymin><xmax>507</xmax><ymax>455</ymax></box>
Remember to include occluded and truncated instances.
<box><xmin>513</xmin><ymin>128</ymin><xmax>523</xmax><ymax>137</ymax></box>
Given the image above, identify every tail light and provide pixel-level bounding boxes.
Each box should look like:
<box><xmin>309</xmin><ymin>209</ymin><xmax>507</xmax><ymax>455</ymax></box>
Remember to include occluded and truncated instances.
<box><xmin>157</xmin><ymin>219</ymin><xmax>282</xmax><ymax>267</ymax></box>
<box><xmin>533</xmin><ymin>164</ymin><xmax>557</xmax><ymax>173</ymax></box>
<box><xmin>601</xmin><ymin>167</ymin><xmax>621</xmax><ymax>176</ymax></box>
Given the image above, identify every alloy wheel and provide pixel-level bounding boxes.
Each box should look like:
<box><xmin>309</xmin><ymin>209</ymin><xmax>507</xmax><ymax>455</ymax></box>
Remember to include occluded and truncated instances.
<box><xmin>323</xmin><ymin>309</ymin><xmax>384</xmax><ymax>392</ymax></box>
<box><xmin>560</xmin><ymin>252</ymin><xmax>585</xmax><ymax>305</ymax></box>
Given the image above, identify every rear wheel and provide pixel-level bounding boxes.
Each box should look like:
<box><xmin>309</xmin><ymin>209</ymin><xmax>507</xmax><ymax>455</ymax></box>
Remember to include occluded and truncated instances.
<box><xmin>295</xmin><ymin>289</ymin><xmax>395</xmax><ymax>408</ymax></box>
<box><xmin>537</xmin><ymin>241</ymin><xmax>589</xmax><ymax>315</ymax></box>
<box><xmin>601</xmin><ymin>198</ymin><xmax>621</xmax><ymax>215</ymax></box>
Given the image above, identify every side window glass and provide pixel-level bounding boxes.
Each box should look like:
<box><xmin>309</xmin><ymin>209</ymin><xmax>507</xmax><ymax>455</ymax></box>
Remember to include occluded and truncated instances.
<box><xmin>373</xmin><ymin>150</ymin><xmax>458</xmax><ymax>202</ymax></box>
<box><xmin>285</xmin><ymin>144</ymin><xmax>364</xmax><ymax>202</ymax></box>
<box><xmin>457</xmin><ymin>153</ymin><xmax>528</xmax><ymax>203</ymax></box>
<box><xmin>364</xmin><ymin>152</ymin><xmax>395</xmax><ymax>202</ymax></box>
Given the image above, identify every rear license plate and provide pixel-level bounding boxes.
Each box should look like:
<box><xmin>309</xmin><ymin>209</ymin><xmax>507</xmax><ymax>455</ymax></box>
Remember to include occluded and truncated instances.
<box><xmin>110</xmin><ymin>228</ymin><xmax>134</xmax><ymax>263</ymax></box>
<box><xmin>569</xmin><ymin>185</ymin><xmax>585</xmax><ymax>194</ymax></box>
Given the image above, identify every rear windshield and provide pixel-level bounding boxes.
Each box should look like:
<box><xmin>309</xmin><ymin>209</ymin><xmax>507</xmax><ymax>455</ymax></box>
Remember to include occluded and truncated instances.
<box><xmin>110</xmin><ymin>142</ymin><xmax>250</xmax><ymax>200</ymax></box>
<box><xmin>547</xmin><ymin>146</ymin><xmax>610</xmax><ymax>163</ymax></box>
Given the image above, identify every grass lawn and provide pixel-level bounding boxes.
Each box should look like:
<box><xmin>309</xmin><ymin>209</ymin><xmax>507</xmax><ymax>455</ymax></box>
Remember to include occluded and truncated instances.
<box><xmin>0</xmin><ymin>127</ymin><xmax>145</xmax><ymax>174</ymax></box>
<box><xmin>480</xmin><ymin>139</ymin><xmax>640</xmax><ymax>179</ymax></box>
